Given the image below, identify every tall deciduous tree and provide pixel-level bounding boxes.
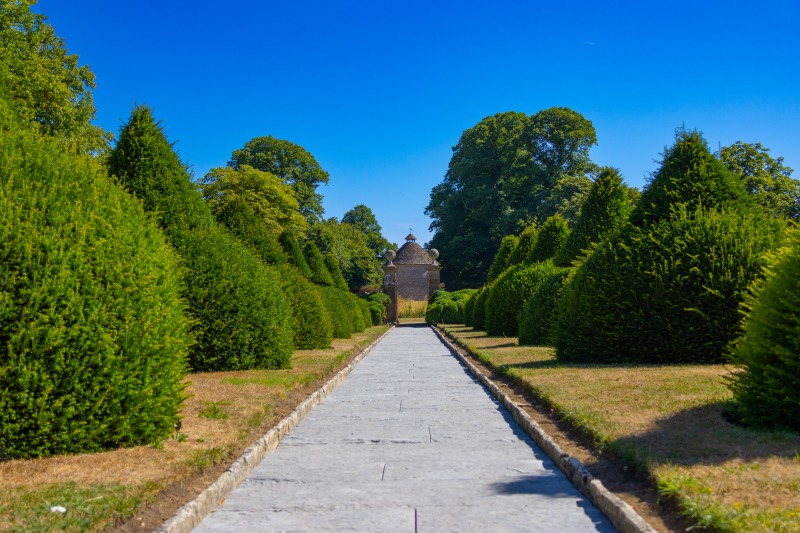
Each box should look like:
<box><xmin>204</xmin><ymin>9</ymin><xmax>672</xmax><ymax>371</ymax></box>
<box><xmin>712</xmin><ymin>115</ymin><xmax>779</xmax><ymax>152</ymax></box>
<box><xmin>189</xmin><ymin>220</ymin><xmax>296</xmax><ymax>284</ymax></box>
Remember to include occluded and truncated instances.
<box><xmin>719</xmin><ymin>141</ymin><xmax>799</xmax><ymax>220</ymax></box>
<box><xmin>342</xmin><ymin>204</ymin><xmax>395</xmax><ymax>258</ymax></box>
<box><xmin>310</xmin><ymin>218</ymin><xmax>381</xmax><ymax>290</ymax></box>
<box><xmin>0</xmin><ymin>0</ymin><xmax>110</xmax><ymax>153</ymax></box>
<box><xmin>229</xmin><ymin>136</ymin><xmax>329</xmax><ymax>223</ymax></box>
<box><xmin>426</xmin><ymin>107</ymin><xmax>597</xmax><ymax>288</ymax></box>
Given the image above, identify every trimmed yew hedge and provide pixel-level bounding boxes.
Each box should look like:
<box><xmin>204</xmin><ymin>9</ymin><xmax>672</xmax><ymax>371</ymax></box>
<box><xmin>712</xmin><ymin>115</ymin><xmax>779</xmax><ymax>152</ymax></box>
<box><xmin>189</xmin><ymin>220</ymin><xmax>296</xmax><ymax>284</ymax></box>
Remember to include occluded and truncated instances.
<box><xmin>518</xmin><ymin>269</ymin><xmax>571</xmax><ymax>345</ymax></box>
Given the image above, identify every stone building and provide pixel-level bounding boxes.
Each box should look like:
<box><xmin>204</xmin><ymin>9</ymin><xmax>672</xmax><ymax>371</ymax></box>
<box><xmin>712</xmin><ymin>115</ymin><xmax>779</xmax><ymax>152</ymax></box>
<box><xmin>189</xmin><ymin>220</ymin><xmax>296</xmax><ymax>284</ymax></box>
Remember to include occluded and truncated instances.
<box><xmin>382</xmin><ymin>234</ymin><xmax>441</xmax><ymax>322</ymax></box>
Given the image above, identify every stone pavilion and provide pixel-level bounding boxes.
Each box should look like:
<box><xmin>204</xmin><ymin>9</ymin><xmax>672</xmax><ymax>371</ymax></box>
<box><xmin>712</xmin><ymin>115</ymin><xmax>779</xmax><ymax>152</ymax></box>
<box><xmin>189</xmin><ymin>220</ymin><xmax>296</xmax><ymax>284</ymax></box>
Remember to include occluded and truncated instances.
<box><xmin>382</xmin><ymin>233</ymin><xmax>441</xmax><ymax>322</ymax></box>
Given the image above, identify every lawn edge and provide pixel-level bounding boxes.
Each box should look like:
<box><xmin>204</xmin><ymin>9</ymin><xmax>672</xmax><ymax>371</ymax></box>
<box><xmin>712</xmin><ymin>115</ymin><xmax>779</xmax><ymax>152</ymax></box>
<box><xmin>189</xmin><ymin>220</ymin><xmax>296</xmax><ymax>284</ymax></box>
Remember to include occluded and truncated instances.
<box><xmin>431</xmin><ymin>325</ymin><xmax>657</xmax><ymax>533</ymax></box>
<box><xmin>156</xmin><ymin>325</ymin><xmax>395</xmax><ymax>533</ymax></box>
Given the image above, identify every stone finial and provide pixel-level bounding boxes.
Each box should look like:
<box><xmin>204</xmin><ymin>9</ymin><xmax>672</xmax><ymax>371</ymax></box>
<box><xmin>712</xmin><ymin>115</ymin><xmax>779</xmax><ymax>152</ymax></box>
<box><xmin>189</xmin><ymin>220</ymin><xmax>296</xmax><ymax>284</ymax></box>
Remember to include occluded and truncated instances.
<box><xmin>427</xmin><ymin>249</ymin><xmax>439</xmax><ymax>260</ymax></box>
<box><xmin>386</xmin><ymin>250</ymin><xmax>396</xmax><ymax>262</ymax></box>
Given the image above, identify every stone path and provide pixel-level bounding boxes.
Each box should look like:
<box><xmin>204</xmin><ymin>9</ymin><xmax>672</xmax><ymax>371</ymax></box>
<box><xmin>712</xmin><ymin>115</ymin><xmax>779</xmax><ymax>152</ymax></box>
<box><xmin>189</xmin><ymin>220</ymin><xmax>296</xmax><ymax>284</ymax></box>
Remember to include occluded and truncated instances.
<box><xmin>194</xmin><ymin>326</ymin><xmax>615</xmax><ymax>532</ymax></box>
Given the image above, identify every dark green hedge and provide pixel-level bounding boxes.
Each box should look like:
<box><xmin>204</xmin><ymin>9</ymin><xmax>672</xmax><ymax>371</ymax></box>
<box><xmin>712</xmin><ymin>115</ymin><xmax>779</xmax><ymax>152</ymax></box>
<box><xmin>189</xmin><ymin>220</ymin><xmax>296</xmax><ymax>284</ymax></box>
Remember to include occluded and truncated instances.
<box><xmin>425</xmin><ymin>289</ymin><xmax>477</xmax><ymax>325</ymax></box>
<box><xmin>279</xmin><ymin>230</ymin><xmax>313</xmax><ymax>279</ymax></box>
<box><xmin>487</xmin><ymin>235</ymin><xmax>519</xmax><ymax>282</ymax></box>
<box><xmin>320</xmin><ymin>287</ymin><xmax>368</xmax><ymax>338</ymax></box>
<box><xmin>324</xmin><ymin>253</ymin><xmax>350</xmax><ymax>291</ymax></box>
<box><xmin>485</xmin><ymin>261</ymin><xmax>563</xmax><ymax>337</ymax></box>
<box><xmin>275</xmin><ymin>264</ymin><xmax>333</xmax><ymax>349</ymax></box>
<box><xmin>303</xmin><ymin>240</ymin><xmax>334</xmax><ymax>286</ymax></box>
<box><xmin>508</xmin><ymin>225</ymin><xmax>537</xmax><ymax>265</ymax></box>
<box><xmin>526</xmin><ymin>214</ymin><xmax>570</xmax><ymax>264</ymax></box>
<box><xmin>518</xmin><ymin>269</ymin><xmax>571</xmax><ymax>345</ymax></box>
<box><xmin>553</xmin><ymin>207</ymin><xmax>783</xmax><ymax>363</ymax></box>
<box><xmin>0</xmin><ymin>106</ymin><xmax>191</xmax><ymax>458</ymax></box>
<box><xmin>470</xmin><ymin>284</ymin><xmax>492</xmax><ymax>330</ymax></box>
<box><xmin>728</xmin><ymin>231</ymin><xmax>800</xmax><ymax>431</ymax></box>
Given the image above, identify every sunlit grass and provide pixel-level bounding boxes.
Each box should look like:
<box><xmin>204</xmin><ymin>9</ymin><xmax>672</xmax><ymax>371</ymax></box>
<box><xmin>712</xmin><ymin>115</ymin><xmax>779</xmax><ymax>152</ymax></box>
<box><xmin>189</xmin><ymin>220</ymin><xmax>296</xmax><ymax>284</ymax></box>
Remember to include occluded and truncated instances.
<box><xmin>397</xmin><ymin>298</ymin><xmax>427</xmax><ymax>318</ymax></box>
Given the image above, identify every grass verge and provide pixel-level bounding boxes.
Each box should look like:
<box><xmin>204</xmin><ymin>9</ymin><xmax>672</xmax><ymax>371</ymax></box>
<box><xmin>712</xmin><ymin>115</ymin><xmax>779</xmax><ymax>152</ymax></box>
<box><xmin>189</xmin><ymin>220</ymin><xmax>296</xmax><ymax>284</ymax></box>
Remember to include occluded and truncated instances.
<box><xmin>440</xmin><ymin>324</ymin><xmax>800</xmax><ymax>532</ymax></box>
<box><xmin>0</xmin><ymin>325</ymin><xmax>389</xmax><ymax>532</ymax></box>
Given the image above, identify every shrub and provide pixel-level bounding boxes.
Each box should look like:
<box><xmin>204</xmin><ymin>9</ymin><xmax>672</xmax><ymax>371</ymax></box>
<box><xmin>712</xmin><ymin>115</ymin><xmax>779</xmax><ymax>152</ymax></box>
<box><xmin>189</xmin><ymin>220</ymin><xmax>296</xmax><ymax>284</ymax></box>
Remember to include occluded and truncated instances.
<box><xmin>274</xmin><ymin>264</ymin><xmax>333</xmax><ymax>349</ymax></box>
<box><xmin>526</xmin><ymin>214</ymin><xmax>570</xmax><ymax>264</ymax></box>
<box><xmin>553</xmin><ymin>207</ymin><xmax>783</xmax><ymax>363</ymax></box>
<box><xmin>631</xmin><ymin>130</ymin><xmax>753</xmax><ymax>226</ymax></box>
<box><xmin>487</xmin><ymin>235</ymin><xmax>519</xmax><ymax>282</ymax></box>
<box><xmin>425</xmin><ymin>289</ymin><xmax>476</xmax><ymax>324</ymax></box>
<box><xmin>727</xmin><ymin>231</ymin><xmax>800</xmax><ymax>431</ymax></box>
<box><xmin>361</xmin><ymin>298</ymin><xmax>385</xmax><ymax>325</ymax></box>
<box><xmin>508</xmin><ymin>225</ymin><xmax>537</xmax><ymax>265</ymax></box>
<box><xmin>555</xmin><ymin>167</ymin><xmax>632</xmax><ymax>266</ymax></box>
<box><xmin>303</xmin><ymin>240</ymin><xmax>334</xmax><ymax>286</ymax></box>
<box><xmin>471</xmin><ymin>284</ymin><xmax>492</xmax><ymax>330</ymax></box>
<box><xmin>518</xmin><ymin>269</ymin><xmax>571</xmax><ymax>345</ymax></box>
<box><xmin>485</xmin><ymin>261</ymin><xmax>563</xmax><ymax>337</ymax></box>
<box><xmin>367</xmin><ymin>292</ymin><xmax>391</xmax><ymax>307</ymax></box>
<box><xmin>324</xmin><ymin>253</ymin><xmax>349</xmax><ymax>291</ymax></box>
<box><xmin>463</xmin><ymin>289</ymin><xmax>479</xmax><ymax>326</ymax></box>
<box><xmin>206</xmin><ymin>196</ymin><xmax>287</xmax><ymax>265</ymax></box>
<box><xmin>0</xmin><ymin>106</ymin><xmax>190</xmax><ymax>458</ymax></box>
<box><xmin>355</xmin><ymin>297</ymin><xmax>373</xmax><ymax>328</ymax></box>
<box><xmin>109</xmin><ymin>106</ymin><xmax>294</xmax><ymax>371</ymax></box>
<box><xmin>320</xmin><ymin>287</ymin><xmax>366</xmax><ymax>338</ymax></box>
<box><xmin>171</xmin><ymin>227</ymin><xmax>294</xmax><ymax>371</ymax></box>
<box><xmin>279</xmin><ymin>230</ymin><xmax>313</xmax><ymax>279</ymax></box>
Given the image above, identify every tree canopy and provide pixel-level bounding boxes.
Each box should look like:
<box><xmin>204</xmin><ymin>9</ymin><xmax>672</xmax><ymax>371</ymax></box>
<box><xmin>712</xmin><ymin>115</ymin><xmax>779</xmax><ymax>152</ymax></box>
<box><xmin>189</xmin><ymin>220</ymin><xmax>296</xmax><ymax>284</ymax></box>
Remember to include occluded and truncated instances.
<box><xmin>0</xmin><ymin>0</ymin><xmax>109</xmax><ymax>153</ymax></box>
<box><xmin>228</xmin><ymin>136</ymin><xmax>329</xmax><ymax>223</ymax></box>
<box><xmin>310</xmin><ymin>218</ymin><xmax>381</xmax><ymax>290</ymax></box>
<box><xmin>342</xmin><ymin>204</ymin><xmax>395</xmax><ymax>259</ymax></box>
<box><xmin>426</xmin><ymin>107</ymin><xmax>597</xmax><ymax>287</ymax></box>
<box><xmin>719</xmin><ymin>141</ymin><xmax>799</xmax><ymax>220</ymax></box>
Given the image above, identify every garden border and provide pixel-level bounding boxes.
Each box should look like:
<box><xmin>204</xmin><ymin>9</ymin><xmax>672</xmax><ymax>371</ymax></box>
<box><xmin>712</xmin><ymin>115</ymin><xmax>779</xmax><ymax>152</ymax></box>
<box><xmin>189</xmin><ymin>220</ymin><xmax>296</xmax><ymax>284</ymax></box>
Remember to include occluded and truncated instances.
<box><xmin>157</xmin><ymin>325</ymin><xmax>395</xmax><ymax>533</ymax></box>
<box><xmin>431</xmin><ymin>325</ymin><xmax>657</xmax><ymax>533</ymax></box>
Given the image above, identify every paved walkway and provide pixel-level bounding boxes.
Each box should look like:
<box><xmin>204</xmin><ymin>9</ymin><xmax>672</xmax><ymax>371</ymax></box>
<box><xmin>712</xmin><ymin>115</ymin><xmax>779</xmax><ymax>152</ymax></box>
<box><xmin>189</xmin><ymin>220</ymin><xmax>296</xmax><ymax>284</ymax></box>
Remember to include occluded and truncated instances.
<box><xmin>195</xmin><ymin>326</ymin><xmax>615</xmax><ymax>532</ymax></box>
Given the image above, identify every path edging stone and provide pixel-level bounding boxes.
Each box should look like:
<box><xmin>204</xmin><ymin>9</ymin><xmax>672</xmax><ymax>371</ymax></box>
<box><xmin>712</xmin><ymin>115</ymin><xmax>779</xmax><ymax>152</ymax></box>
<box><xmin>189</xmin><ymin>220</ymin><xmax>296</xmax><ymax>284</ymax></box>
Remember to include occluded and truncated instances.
<box><xmin>431</xmin><ymin>326</ymin><xmax>657</xmax><ymax>533</ymax></box>
<box><xmin>156</xmin><ymin>325</ymin><xmax>395</xmax><ymax>533</ymax></box>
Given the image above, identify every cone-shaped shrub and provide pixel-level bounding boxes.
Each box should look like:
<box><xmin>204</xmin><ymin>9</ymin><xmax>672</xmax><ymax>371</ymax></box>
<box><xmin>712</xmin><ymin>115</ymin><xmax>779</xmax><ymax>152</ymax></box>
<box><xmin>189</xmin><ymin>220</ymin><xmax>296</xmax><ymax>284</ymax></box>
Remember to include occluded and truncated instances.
<box><xmin>553</xmin><ymin>207</ymin><xmax>783</xmax><ymax>363</ymax></box>
<box><xmin>361</xmin><ymin>296</ymin><xmax>386</xmax><ymax>325</ymax></box>
<box><xmin>325</xmin><ymin>253</ymin><xmax>350</xmax><ymax>291</ymax></box>
<box><xmin>304</xmin><ymin>241</ymin><xmax>334</xmax><ymax>286</ymax></box>
<box><xmin>171</xmin><ymin>227</ymin><xmax>294</xmax><ymax>370</ymax></box>
<box><xmin>555</xmin><ymin>167</ymin><xmax>632</xmax><ymax>266</ymax></box>
<box><xmin>320</xmin><ymin>287</ymin><xmax>355</xmax><ymax>338</ymax></box>
<box><xmin>728</xmin><ymin>232</ymin><xmax>800</xmax><ymax>431</ymax></box>
<box><xmin>208</xmin><ymin>197</ymin><xmax>287</xmax><ymax>265</ymax></box>
<box><xmin>471</xmin><ymin>284</ymin><xmax>492</xmax><ymax>330</ymax></box>
<box><xmin>485</xmin><ymin>261</ymin><xmax>564</xmax><ymax>337</ymax></box>
<box><xmin>487</xmin><ymin>235</ymin><xmax>519</xmax><ymax>282</ymax></box>
<box><xmin>518</xmin><ymin>269</ymin><xmax>571</xmax><ymax>345</ymax></box>
<box><xmin>109</xmin><ymin>105</ymin><xmax>293</xmax><ymax>371</ymax></box>
<box><xmin>425</xmin><ymin>289</ymin><xmax>477</xmax><ymax>324</ymax></box>
<box><xmin>631</xmin><ymin>130</ymin><xmax>752</xmax><ymax>226</ymax></box>
<box><xmin>463</xmin><ymin>289</ymin><xmax>480</xmax><ymax>327</ymax></box>
<box><xmin>509</xmin><ymin>225</ymin><xmax>537</xmax><ymax>265</ymax></box>
<box><xmin>275</xmin><ymin>264</ymin><xmax>333</xmax><ymax>349</ymax></box>
<box><xmin>526</xmin><ymin>214</ymin><xmax>570</xmax><ymax>264</ymax></box>
<box><xmin>279</xmin><ymin>230</ymin><xmax>313</xmax><ymax>279</ymax></box>
<box><xmin>0</xmin><ymin>103</ymin><xmax>190</xmax><ymax>458</ymax></box>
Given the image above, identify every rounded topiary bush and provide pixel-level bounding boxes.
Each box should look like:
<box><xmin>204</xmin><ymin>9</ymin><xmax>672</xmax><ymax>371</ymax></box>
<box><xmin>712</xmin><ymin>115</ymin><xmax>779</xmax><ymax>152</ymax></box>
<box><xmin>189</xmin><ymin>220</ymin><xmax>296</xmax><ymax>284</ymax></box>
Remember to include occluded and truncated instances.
<box><xmin>426</xmin><ymin>299</ymin><xmax>460</xmax><ymax>325</ymax></box>
<box><xmin>471</xmin><ymin>284</ymin><xmax>492</xmax><ymax>330</ymax></box>
<box><xmin>172</xmin><ymin>226</ymin><xmax>294</xmax><ymax>371</ymax></box>
<box><xmin>320</xmin><ymin>287</ymin><xmax>355</xmax><ymax>338</ymax></box>
<box><xmin>553</xmin><ymin>207</ymin><xmax>783</xmax><ymax>363</ymax></box>
<box><xmin>518</xmin><ymin>269</ymin><xmax>571</xmax><ymax>345</ymax></box>
<box><xmin>0</xmin><ymin>114</ymin><xmax>191</xmax><ymax>458</ymax></box>
<box><xmin>526</xmin><ymin>214</ymin><xmax>570</xmax><ymax>264</ymax></box>
<box><xmin>485</xmin><ymin>261</ymin><xmax>563</xmax><ymax>337</ymax></box>
<box><xmin>363</xmin><ymin>299</ymin><xmax>385</xmax><ymax>325</ymax></box>
<box><xmin>727</xmin><ymin>232</ymin><xmax>800</xmax><ymax>431</ymax></box>
<box><xmin>487</xmin><ymin>235</ymin><xmax>519</xmax><ymax>282</ymax></box>
<box><xmin>275</xmin><ymin>264</ymin><xmax>333</xmax><ymax>349</ymax></box>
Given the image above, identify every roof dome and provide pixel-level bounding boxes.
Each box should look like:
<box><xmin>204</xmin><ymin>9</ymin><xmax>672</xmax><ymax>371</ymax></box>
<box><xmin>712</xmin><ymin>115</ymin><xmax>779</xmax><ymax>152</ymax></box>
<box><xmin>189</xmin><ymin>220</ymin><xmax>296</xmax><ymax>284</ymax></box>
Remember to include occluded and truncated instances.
<box><xmin>405</xmin><ymin>233</ymin><xmax>417</xmax><ymax>242</ymax></box>
<box><xmin>394</xmin><ymin>240</ymin><xmax>434</xmax><ymax>264</ymax></box>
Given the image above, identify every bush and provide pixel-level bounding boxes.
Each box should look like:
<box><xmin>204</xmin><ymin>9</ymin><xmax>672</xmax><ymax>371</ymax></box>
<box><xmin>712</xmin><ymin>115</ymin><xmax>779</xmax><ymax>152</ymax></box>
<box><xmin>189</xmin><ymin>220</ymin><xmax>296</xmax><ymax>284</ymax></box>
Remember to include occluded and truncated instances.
<box><xmin>109</xmin><ymin>106</ymin><xmax>294</xmax><ymax>371</ymax></box>
<box><xmin>631</xmin><ymin>130</ymin><xmax>753</xmax><ymax>226</ymax></box>
<box><xmin>425</xmin><ymin>289</ymin><xmax>475</xmax><ymax>324</ymax></box>
<box><xmin>553</xmin><ymin>207</ymin><xmax>783</xmax><ymax>363</ymax></box>
<box><xmin>487</xmin><ymin>235</ymin><xmax>519</xmax><ymax>282</ymax></box>
<box><xmin>463</xmin><ymin>289</ymin><xmax>480</xmax><ymax>326</ymax></box>
<box><xmin>367</xmin><ymin>292</ymin><xmax>391</xmax><ymax>307</ymax></box>
<box><xmin>207</xmin><ymin>196</ymin><xmax>287</xmax><ymax>265</ymax></box>
<box><xmin>275</xmin><ymin>264</ymin><xmax>333</xmax><ymax>349</ymax></box>
<box><xmin>471</xmin><ymin>284</ymin><xmax>493</xmax><ymax>330</ymax></box>
<box><xmin>303</xmin><ymin>240</ymin><xmax>334</xmax><ymax>286</ymax></box>
<box><xmin>0</xmin><ymin>106</ymin><xmax>191</xmax><ymax>458</ymax></box>
<box><xmin>279</xmin><ymin>230</ymin><xmax>313</xmax><ymax>279</ymax></box>
<box><xmin>518</xmin><ymin>269</ymin><xmax>571</xmax><ymax>345</ymax></box>
<box><xmin>509</xmin><ymin>225</ymin><xmax>537</xmax><ymax>265</ymax></box>
<box><xmin>172</xmin><ymin>227</ymin><xmax>294</xmax><ymax>371</ymax></box>
<box><xmin>324</xmin><ymin>253</ymin><xmax>349</xmax><ymax>291</ymax></box>
<box><xmin>526</xmin><ymin>214</ymin><xmax>570</xmax><ymax>264</ymax></box>
<box><xmin>728</xmin><ymin>231</ymin><xmax>800</xmax><ymax>431</ymax></box>
<box><xmin>555</xmin><ymin>167</ymin><xmax>632</xmax><ymax>266</ymax></box>
<box><xmin>320</xmin><ymin>287</ymin><xmax>366</xmax><ymax>338</ymax></box>
<box><xmin>485</xmin><ymin>261</ymin><xmax>563</xmax><ymax>337</ymax></box>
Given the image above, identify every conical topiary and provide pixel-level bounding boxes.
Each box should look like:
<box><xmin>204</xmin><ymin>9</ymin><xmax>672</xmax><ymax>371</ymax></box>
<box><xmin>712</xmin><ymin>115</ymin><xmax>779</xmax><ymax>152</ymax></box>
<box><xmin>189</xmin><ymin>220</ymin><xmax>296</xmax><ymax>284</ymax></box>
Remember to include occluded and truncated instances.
<box><xmin>324</xmin><ymin>253</ymin><xmax>350</xmax><ymax>291</ymax></box>
<box><xmin>303</xmin><ymin>240</ymin><xmax>334</xmax><ymax>286</ymax></box>
<box><xmin>487</xmin><ymin>235</ymin><xmax>519</xmax><ymax>282</ymax></box>
<box><xmin>508</xmin><ymin>224</ymin><xmax>537</xmax><ymax>265</ymax></box>
<box><xmin>279</xmin><ymin>230</ymin><xmax>313</xmax><ymax>279</ymax></box>
<box><xmin>555</xmin><ymin>167</ymin><xmax>632</xmax><ymax>266</ymax></box>
<box><xmin>526</xmin><ymin>214</ymin><xmax>570</xmax><ymax>264</ymax></box>
<box><xmin>631</xmin><ymin>129</ymin><xmax>753</xmax><ymax>226</ymax></box>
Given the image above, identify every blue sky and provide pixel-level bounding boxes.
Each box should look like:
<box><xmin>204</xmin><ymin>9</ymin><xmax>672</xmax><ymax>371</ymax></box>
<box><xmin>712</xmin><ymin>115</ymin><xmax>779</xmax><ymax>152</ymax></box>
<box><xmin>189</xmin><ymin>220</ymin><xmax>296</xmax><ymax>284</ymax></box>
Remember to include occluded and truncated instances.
<box><xmin>38</xmin><ymin>0</ymin><xmax>799</xmax><ymax>247</ymax></box>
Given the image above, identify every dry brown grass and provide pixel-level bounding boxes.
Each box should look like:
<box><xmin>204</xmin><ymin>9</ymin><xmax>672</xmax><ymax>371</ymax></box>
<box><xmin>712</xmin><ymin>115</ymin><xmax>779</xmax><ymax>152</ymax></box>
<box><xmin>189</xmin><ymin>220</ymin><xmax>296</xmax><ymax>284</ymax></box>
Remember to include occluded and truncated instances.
<box><xmin>0</xmin><ymin>325</ymin><xmax>388</xmax><ymax>531</ymax></box>
<box><xmin>397</xmin><ymin>298</ymin><xmax>427</xmax><ymax>318</ymax></box>
<box><xmin>443</xmin><ymin>325</ymin><xmax>800</xmax><ymax>532</ymax></box>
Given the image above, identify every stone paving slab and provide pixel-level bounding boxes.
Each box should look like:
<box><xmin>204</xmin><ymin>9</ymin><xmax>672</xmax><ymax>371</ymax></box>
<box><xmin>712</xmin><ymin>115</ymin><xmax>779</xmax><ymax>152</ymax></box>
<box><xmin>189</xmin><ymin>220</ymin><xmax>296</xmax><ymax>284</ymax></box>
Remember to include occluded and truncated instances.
<box><xmin>194</xmin><ymin>326</ymin><xmax>615</xmax><ymax>532</ymax></box>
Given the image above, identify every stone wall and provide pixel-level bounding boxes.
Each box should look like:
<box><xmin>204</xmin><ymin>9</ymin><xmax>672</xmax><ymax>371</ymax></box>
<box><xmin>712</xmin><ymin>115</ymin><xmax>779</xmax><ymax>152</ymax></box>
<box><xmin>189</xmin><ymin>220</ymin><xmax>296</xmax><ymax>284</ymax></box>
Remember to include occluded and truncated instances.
<box><xmin>396</xmin><ymin>265</ymin><xmax>430</xmax><ymax>301</ymax></box>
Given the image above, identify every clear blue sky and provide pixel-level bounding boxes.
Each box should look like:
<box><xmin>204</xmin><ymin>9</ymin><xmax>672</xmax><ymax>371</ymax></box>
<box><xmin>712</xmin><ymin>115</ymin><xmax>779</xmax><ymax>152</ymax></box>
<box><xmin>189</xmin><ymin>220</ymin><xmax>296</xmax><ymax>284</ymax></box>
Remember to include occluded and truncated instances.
<box><xmin>38</xmin><ymin>0</ymin><xmax>799</xmax><ymax>247</ymax></box>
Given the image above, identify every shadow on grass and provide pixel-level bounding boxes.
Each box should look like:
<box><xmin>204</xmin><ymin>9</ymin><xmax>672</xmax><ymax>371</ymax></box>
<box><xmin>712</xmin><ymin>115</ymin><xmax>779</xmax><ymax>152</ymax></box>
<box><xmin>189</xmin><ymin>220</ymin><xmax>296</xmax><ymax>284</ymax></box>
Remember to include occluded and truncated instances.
<box><xmin>609</xmin><ymin>402</ymin><xmax>800</xmax><ymax>467</ymax></box>
<box><xmin>481</xmin><ymin>342</ymin><xmax>518</xmax><ymax>349</ymax></box>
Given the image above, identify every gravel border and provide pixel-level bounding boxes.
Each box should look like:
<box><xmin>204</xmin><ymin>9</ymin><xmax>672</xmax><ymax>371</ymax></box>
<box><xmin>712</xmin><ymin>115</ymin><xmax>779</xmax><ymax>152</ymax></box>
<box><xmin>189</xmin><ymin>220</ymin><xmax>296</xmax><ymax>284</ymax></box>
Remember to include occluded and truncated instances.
<box><xmin>157</xmin><ymin>325</ymin><xmax>395</xmax><ymax>533</ymax></box>
<box><xmin>431</xmin><ymin>326</ymin><xmax>658</xmax><ymax>533</ymax></box>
